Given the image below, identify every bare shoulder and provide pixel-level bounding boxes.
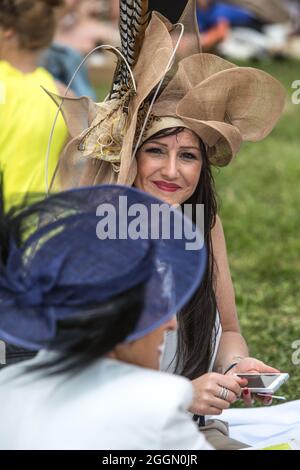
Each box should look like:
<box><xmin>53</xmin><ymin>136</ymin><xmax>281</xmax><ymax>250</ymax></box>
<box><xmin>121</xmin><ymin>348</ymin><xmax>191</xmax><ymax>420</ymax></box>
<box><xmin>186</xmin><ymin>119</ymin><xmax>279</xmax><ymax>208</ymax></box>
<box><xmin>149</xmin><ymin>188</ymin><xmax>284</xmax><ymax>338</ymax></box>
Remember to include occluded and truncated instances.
<box><xmin>211</xmin><ymin>214</ymin><xmax>227</xmax><ymax>254</ymax></box>
<box><xmin>212</xmin><ymin>214</ymin><xmax>225</xmax><ymax>237</ymax></box>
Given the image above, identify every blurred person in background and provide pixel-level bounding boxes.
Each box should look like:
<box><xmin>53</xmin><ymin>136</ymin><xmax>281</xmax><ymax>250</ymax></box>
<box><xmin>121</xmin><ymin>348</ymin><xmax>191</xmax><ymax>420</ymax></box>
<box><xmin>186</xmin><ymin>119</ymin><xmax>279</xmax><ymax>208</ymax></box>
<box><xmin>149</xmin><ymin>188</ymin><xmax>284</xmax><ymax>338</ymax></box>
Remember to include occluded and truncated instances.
<box><xmin>0</xmin><ymin>0</ymin><xmax>68</xmax><ymax>364</ymax></box>
<box><xmin>197</xmin><ymin>0</ymin><xmax>292</xmax><ymax>58</ymax></box>
<box><xmin>42</xmin><ymin>1</ymin><xmax>120</xmax><ymax>99</ymax></box>
<box><xmin>54</xmin><ymin>1</ymin><xmax>119</xmax><ymax>54</ymax></box>
<box><xmin>196</xmin><ymin>0</ymin><xmax>269</xmax><ymax>51</ymax></box>
<box><xmin>290</xmin><ymin>0</ymin><xmax>300</xmax><ymax>33</ymax></box>
<box><xmin>0</xmin><ymin>0</ymin><xmax>68</xmax><ymax>209</ymax></box>
<box><xmin>283</xmin><ymin>0</ymin><xmax>300</xmax><ymax>58</ymax></box>
<box><xmin>197</xmin><ymin>0</ymin><xmax>255</xmax><ymax>32</ymax></box>
<box><xmin>104</xmin><ymin>0</ymin><xmax>120</xmax><ymax>23</ymax></box>
<box><xmin>42</xmin><ymin>1</ymin><xmax>98</xmax><ymax>99</ymax></box>
<box><xmin>223</xmin><ymin>0</ymin><xmax>290</xmax><ymax>24</ymax></box>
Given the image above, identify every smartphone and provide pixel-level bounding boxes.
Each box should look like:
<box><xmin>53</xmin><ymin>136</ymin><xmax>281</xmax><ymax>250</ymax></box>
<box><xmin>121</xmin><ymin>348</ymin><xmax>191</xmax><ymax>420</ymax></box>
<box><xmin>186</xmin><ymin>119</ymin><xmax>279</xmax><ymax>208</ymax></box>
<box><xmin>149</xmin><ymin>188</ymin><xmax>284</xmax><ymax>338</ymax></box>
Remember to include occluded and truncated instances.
<box><xmin>235</xmin><ymin>373</ymin><xmax>289</xmax><ymax>394</ymax></box>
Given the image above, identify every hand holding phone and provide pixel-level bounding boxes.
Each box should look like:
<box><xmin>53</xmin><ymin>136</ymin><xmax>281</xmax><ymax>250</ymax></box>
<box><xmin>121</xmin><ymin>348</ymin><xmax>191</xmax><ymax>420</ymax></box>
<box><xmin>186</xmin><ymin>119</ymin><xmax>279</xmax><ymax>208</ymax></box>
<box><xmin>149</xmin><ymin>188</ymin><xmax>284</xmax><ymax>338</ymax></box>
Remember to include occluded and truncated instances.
<box><xmin>235</xmin><ymin>373</ymin><xmax>289</xmax><ymax>394</ymax></box>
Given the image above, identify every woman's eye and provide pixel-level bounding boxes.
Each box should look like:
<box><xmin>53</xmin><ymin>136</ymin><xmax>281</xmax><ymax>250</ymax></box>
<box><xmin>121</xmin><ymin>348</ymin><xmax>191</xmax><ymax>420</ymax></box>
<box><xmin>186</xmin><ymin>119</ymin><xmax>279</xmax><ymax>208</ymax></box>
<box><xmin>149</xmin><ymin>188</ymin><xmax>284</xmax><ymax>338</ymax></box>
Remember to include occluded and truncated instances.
<box><xmin>181</xmin><ymin>152</ymin><xmax>198</xmax><ymax>161</ymax></box>
<box><xmin>145</xmin><ymin>147</ymin><xmax>163</xmax><ymax>155</ymax></box>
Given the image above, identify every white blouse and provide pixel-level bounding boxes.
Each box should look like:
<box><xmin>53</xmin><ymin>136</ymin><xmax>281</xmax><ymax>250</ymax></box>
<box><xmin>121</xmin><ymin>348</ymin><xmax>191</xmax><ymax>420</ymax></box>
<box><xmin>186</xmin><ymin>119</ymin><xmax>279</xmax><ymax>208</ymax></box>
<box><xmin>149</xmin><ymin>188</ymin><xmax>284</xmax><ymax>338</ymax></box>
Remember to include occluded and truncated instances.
<box><xmin>0</xmin><ymin>352</ymin><xmax>212</xmax><ymax>450</ymax></box>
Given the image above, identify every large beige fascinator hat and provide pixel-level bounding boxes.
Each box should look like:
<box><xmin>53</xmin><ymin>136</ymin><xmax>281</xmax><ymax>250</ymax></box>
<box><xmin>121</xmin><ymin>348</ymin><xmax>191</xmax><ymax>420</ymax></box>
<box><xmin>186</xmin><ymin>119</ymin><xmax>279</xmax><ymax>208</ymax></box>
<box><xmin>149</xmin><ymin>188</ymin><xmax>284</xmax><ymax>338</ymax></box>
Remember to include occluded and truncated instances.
<box><xmin>46</xmin><ymin>0</ymin><xmax>286</xmax><ymax>192</ymax></box>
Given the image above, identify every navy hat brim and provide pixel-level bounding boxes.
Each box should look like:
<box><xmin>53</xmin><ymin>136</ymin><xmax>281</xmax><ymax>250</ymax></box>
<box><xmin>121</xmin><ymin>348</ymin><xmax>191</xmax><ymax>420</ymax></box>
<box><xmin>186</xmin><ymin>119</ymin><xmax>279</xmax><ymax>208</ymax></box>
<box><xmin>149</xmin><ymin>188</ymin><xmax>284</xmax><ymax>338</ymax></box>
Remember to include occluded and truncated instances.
<box><xmin>0</xmin><ymin>184</ymin><xmax>206</xmax><ymax>350</ymax></box>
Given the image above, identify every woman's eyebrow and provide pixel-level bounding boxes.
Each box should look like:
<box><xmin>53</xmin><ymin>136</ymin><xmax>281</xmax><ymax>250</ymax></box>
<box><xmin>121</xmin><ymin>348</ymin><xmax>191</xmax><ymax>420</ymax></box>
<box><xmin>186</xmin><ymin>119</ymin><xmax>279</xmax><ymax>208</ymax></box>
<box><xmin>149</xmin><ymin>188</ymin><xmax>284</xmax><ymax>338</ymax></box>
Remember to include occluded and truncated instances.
<box><xmin>179</xmin><ymin>146</ymin><xmax>201</xmax><ymax>151</ymax></box>
<box><xmin>145</xmin><ymin>141</ymin><xmax>200</xmax><ymax>151</ymax></box>
<box><xmin>145</xmin><ymin>141</ymin><xmax>168</xmax><ymax>147</ymax></box>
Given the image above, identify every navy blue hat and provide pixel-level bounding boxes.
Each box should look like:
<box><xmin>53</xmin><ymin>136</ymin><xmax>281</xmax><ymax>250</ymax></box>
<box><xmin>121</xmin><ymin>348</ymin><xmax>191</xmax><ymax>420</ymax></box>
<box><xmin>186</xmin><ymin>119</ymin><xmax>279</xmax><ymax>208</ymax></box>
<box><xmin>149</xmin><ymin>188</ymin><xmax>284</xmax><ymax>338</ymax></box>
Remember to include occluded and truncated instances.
<box><xmin>0</xmin><ymin>184</ymin><xmax>206</xmax><ymax>350</ymax></box>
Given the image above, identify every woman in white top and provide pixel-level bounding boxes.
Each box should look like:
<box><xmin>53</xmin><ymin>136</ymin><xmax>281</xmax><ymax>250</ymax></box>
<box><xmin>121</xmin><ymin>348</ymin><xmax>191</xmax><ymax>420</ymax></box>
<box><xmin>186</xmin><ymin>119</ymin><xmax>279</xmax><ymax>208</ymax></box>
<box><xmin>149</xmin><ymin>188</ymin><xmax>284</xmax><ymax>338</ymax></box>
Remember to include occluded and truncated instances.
<box><xmin>0</xmin><ymin>183</ymin><xmax>217</xmax><ymax>450</ymax></box>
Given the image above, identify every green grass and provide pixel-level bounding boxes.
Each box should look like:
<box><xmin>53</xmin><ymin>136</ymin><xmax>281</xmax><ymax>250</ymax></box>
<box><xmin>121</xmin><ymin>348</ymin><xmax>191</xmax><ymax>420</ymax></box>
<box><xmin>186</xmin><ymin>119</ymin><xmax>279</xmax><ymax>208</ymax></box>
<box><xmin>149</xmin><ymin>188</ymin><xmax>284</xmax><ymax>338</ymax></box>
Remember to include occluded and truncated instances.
<box><xmin>96</xmin><ymin>59</ymin><xmax>300</xmax><ymax>400</ymax></box>
<box><xmin>213</xmin><ymin>59</ymin><xmax>300</xmax><ymax>401</ymax></box>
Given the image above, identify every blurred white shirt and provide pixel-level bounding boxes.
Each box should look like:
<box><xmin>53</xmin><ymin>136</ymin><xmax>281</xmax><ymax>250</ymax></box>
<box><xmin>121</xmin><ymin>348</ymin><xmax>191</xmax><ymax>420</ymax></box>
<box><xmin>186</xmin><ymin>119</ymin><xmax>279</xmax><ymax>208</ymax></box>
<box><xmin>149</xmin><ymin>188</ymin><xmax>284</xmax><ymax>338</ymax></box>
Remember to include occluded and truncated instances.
<box><xmin>0</xmin><ymin>352</ymin><xmax>212</xmax><ymax>450</ymax></box>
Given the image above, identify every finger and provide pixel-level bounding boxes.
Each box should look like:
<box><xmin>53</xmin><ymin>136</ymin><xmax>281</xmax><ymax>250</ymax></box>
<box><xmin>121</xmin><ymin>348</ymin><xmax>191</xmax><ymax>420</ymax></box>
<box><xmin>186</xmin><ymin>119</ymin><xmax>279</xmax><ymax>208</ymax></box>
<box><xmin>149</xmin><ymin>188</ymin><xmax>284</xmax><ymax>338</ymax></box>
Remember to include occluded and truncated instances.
<box><xmin>227</xmin><ymin>371</ymin><xmax>248</xmax><ymax>387</ymax></box>
<box><xmin>263</xmin><ymin>396</ymin><xmax>273</xmax><ymax>406</ymax></box>
<box><xmin>215</xmin><ymin>387</ymin><xmax>237</xmax><ymax>404</ymax></box>
<box><xmin>208</xmin><ymin>406</ymin><xmax>223</xmax><ymax>416</ymax></box>
<box><xmin>257</xmin><ymin>394</ymin><xmax>273</xmax><ymax>406</ymax></box>
<box><xmin>240</xmin><ymin>359</ymin><xmax>279</xmax><ymax>374</ymax></box>
<box><xmin>260</xmin><ymin>364</ymin><xmax>280</xmax><ymax>373</ymax></box>
<box><xmin>242</xmin><ymin>388</ymin><xmax>253</xmax><ymax>407</ymax></box>
<box><xmin>218</xmin><ymin>377</ymin><xmax>241</xmax><ymax>397</ymax></box>
<box><xmin>235</xmin><ymin>377</ymin><xmax>248</xmax><ymax>387</ymax></box>
<box><xmin>256</xmin><ymin>395</ymin><xmax>266</xmax><ymax>404</ymax></box>
<box><xmin>210</xmin><ymin>397</ymin><xmax>231</xmax><ymax>411</ymax></box>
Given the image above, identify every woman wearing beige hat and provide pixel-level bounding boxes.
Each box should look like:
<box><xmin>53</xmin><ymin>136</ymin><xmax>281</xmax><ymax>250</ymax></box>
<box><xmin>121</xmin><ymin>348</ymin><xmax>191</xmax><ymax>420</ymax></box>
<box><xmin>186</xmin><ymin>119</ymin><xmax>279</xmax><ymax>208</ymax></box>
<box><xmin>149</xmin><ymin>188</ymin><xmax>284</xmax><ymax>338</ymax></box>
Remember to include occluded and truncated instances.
<box><xmin>47</xmin><ymin>0</ymin><xmax>286</xmax><ymax>449</ymax></box>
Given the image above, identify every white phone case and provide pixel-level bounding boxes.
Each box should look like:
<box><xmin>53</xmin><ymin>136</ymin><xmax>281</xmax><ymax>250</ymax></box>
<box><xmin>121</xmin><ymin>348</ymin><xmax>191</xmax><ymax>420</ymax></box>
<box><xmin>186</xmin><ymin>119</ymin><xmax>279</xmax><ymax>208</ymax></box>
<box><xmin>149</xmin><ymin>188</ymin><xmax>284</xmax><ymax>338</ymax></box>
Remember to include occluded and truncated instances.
<box><xmin>235</xmin><ymin>373</ymin><xmax>289</xmax><ymax>393</ymax></box>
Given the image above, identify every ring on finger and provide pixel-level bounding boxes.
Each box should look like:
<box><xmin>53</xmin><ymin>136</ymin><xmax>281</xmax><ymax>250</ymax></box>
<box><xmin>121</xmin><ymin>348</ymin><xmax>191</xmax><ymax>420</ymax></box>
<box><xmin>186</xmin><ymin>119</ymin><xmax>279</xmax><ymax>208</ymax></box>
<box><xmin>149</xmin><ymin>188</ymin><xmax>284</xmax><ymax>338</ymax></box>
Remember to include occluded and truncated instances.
<box><xmin>219</xmin><ymin>386</ymin><xmax>230</xmax><ymax>401</ymax></box>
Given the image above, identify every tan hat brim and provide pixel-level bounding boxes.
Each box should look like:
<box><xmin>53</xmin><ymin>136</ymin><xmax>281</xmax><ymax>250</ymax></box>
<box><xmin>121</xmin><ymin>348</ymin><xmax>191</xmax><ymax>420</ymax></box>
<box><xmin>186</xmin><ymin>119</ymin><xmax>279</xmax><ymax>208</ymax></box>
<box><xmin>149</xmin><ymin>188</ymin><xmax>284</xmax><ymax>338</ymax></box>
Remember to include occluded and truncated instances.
<box><xmin>177</xmin><ymin>118</ymin><xmax>242</xmax><ymax>166</ymax></box>
<box><xmin>174</xmin><ymin>61</ymin><xmax>285</xmax><ymax>165</ymax></box>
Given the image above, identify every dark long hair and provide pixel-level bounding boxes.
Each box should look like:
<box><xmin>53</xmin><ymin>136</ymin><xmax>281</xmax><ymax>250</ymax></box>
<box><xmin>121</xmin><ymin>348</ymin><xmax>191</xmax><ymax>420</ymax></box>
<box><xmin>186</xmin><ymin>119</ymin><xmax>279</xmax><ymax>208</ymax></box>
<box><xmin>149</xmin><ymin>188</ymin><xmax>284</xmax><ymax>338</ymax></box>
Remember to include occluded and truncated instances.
<box><xmin>25</xmin><ymin>284</ymin><xmax>146</xmax><ymax>376</ymax></box>
<box><xmin>141</xmin><ymin>127</ymin><xmax>218</xmax><ymax>380</ymax></box>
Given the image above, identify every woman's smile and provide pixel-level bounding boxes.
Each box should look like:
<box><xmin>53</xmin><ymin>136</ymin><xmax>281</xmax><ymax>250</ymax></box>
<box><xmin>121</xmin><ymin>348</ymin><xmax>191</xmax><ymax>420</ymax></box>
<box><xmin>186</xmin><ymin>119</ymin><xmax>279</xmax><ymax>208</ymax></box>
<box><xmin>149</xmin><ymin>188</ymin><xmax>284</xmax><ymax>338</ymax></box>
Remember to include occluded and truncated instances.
<box><xmin>152</xmin><ymin>180</ymin><xmax>182</xmax><ymax>192</ymax></box>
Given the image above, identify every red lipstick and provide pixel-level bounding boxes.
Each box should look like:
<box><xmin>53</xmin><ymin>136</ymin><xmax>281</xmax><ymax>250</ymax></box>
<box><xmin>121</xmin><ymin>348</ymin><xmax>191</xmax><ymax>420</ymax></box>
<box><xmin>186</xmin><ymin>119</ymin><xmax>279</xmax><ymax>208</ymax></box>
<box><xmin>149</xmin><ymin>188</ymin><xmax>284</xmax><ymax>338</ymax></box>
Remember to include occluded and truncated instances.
<box><xmin>153</xmin><ymin>181</ymin><xmax>181</xmax><ymax>192</ymax></box>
